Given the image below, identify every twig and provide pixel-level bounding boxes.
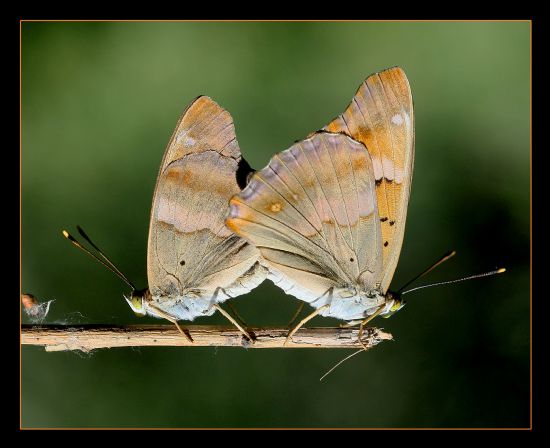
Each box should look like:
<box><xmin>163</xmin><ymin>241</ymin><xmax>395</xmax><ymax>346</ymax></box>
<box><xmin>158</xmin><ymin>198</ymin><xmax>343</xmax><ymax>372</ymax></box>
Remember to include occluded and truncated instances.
<box><xmin>21</xmin><ymin>324</ymin><xmax>393</xmax><ymax>352</ymax></box>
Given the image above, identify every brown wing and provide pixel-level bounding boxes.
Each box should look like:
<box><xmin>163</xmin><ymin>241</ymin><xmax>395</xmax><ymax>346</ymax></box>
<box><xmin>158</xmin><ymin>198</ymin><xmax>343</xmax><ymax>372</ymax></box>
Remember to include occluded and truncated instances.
<box><xmin>226</xmin><ymin>132</ymin><xmax>382</xmax><ymax>303</ymax></box>
<box><xmin>147</xmin><ymin>96</ymin><xmax>264</xmax><ymax>298</ymax></box>
<box><xmin>323</xmin><ymin>67</ymin><xmax>414</xmax><ymax>293</ymax></box>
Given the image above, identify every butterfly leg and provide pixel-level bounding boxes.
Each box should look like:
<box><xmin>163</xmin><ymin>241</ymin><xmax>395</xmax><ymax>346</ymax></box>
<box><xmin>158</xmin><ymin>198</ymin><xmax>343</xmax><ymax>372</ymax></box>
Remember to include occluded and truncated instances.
<box><xmin>225</xmin><ymin>300</ymin><xmax>248</xmax><ymax>327</ymax></box>
<box><xmin>356</xmin><ymin>304</ymin><xmax>386</xmax><ymax>350</ymax></box>
<box><xmin>213</xmin><ymin>304</ymin><xmax>254</xmax><ymax>343</ymax></box>
<box><xmin>286</xmin><ymin>302</ymin><xmax>305</xmax><ymax>328</ymax></box>
<box><xmin>221</xmin><ymin>293</ymin><xmax>257</xmax><ymax>341</ymax></box>
<box><xmin>339</xmin><ymin>319</ymin><xmax>363</xmax><ymax>328</ymax></box>
<box><xmin>212</xmin><ymin>288</ymin><xmax>253</xmax><ymax>342</ymax></box>
<box><xmin>285</xmin><ymin>288</ymin><xmax>334</xmax><ymax>346</ymax></box>
<box><xmin>284</xmin><ymin>304</ymin><xmax>330</xmax><ymax>347</ymax></box>
<box><xmin>147</xmin><ymin>302</ymin><xmax>193</xmax><ymax>343</ymax></box>
<box><xmin>215</xmin><ymin>287</ymin><xmax>250</xmax><ymax>327</ymax></box>
<box><xmin>170</xmin><ymin>319</ymin><xmax>194</xmax><ymax>343</ymax></box>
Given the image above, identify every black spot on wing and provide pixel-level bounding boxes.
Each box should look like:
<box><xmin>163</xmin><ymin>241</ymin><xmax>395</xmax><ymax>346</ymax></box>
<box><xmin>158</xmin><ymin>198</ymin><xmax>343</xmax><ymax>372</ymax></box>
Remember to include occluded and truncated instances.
<box><xmin>375</xmin><ymin>177</ymin><xmax>395</xmax><ymax>186</ymax></box>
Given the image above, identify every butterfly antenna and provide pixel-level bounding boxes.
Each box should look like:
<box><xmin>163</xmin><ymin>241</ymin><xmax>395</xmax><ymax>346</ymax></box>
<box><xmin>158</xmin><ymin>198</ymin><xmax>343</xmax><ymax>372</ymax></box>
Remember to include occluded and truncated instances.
<box><xmin>75</xmin><ymin>225</ymin><xmax>135</xmax><ymax>288</ymax></box>
<box><xmin>320</xmin><ymin>349</ymin><xmax>365</xmax><ymax>382</ymax></box>
<box><xmin>396</xmin><ymin>250</ymin><xmax>456</xmax><ymax>293</ymax></box>
<box><xmin>401</xmin><ymin>268</ymin><xmax>506</xmax><ymax>296</ymax></box>
<box><xmin>62</xmin><ymin>228</ymin><xmax>136</xmax><ymax>290</ymax></box>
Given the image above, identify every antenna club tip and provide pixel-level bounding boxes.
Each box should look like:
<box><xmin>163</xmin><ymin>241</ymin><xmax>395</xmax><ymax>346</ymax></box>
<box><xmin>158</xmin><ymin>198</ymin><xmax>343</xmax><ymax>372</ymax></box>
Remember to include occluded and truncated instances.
<box><xmin>62</xmin><ymin>230</ymin><xmax>69</xmax><ymax>238</ymax></box>
<box><xmin>497</xmin><ymin>268</ymin><xmax>506</xmax><ymax>274</ymax></box>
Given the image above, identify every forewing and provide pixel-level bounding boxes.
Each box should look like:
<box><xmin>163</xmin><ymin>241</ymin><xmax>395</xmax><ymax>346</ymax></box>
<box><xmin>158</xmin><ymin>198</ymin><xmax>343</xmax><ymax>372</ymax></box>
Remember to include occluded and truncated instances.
<box><xmin>323</xmin><ymin>67</ymin><xmax>414</xmax><ymax>293</ymax></box>
<box><xmin>147</xmin><ymin>96</ymin><xmax>263</xmax><ymax>298</ymax></box>
<box><xmin>157</xmin><ymin>95</ymin><xmax>242</xmax><ymax>170</ymax></box>
<box><xmin>226</xmin><ymin>132</ymin><xmax>382</xmax><ymax>302</ymax></box>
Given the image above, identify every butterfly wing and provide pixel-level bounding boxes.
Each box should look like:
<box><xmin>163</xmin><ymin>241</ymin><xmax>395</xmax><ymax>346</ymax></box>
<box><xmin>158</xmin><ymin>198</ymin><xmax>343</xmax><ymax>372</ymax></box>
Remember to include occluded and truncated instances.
<box><xmin>226</xmin><ymin>132</ymin><xmax>383</xmax><ymax>304</ymax></box>
<box><xmin>147</xmin><ymin>96</ymin><xmax>265</xmax><ymax>306</ymax></box>
<box><xmin>324</xmin><ymin>67</ymin><xmax>414</xmax><ymax>293</ymax></box>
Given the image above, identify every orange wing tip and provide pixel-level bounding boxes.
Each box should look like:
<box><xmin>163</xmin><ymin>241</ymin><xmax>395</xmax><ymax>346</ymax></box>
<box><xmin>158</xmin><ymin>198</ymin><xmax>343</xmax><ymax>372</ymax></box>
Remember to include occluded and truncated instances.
<box><xmin>194</xmin><ymin>95</ymin><xmax>213</xmax><ymax>105</ymax></box>
<box><xmin>380</xmin><ymin>66</ymin><xmax>403</xmax><ymax>73</ymax></box>
<box><xmin>497</xmin><ymin>268</ymin><xmax>506</xmax><ymax>274</ymax></box>
<box><xmin>379</xmin><ymin>66</ymin><xmax>407</xmax><ymax>78</ymax></box>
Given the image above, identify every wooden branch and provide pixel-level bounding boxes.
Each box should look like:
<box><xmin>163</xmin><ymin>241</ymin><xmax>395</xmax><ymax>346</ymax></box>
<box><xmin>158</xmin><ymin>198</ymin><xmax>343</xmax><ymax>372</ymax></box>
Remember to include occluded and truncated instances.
<box><xmin>21</xmin><ymin>324</ymin><xmax>393</xmax><ymax>352</ymax></box>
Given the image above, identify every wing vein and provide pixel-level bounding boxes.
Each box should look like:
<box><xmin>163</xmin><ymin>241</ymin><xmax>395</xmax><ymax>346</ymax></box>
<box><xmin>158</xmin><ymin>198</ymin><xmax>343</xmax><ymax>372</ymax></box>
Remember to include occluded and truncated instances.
<box><xmin>321</xmin><ymin>134</ymin><xmax>355</xmax><ymax>252</ymax></box>
<box><xmin>182</xmin><ymin>107</ymin><xmax>225</xmax><ymax>139</ymax></box>
<box><xmin>354</xmin><ymin>92</ymin><xmax>392</xmax><ymax>235</ymax></box>
<box><xmin>344</xmin><ymin>139</ymin><xmax>361</xmax><ymax>269</ymax></box>
<box><xmin>296</xmin><ymin>140</ymin><xmax>355</xmax><ymax>258</ymax></box>
<box><xmin>371</xmin><ymin>75</ymin><xmax>397</xmax><ymax>217</ymax></box>
<box><xmin>278</xmin><ymin>152</ymin><xmax>329</xmax><ymax>242</ymax></box>
<box><xmin>265</xmin><ymin>159</ymin><xmax>326</xmax><ymax>242</ymax></box>
<box><xmin>231</xmin><ymin>201</ymin><xmax>337</xmax><ymax>262</ymax></box>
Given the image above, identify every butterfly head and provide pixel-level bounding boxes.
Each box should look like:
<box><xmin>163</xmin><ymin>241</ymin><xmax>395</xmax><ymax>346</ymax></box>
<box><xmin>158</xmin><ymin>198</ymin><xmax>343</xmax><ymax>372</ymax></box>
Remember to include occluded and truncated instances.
<box><xmin>124</xmin><ymin>288</ymin><xmax>150</xmax><ymax>317</ymax></box>
<box><xmin>382</xmin><ymin>291</ymin><xmax>406</xmax><ymax>318</ymax></box>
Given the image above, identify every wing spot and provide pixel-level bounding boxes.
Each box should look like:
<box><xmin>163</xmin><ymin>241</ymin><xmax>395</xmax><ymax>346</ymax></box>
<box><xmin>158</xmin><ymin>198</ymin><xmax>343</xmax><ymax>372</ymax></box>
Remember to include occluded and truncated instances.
<box><xmin>389</xmin><ymin>220</ymin><xmax>395</xmax><ymax>226</ymax></box>
<box><xmin>352</xmin><ymin>155</ymin><xmax>368</xmax><ymax>171</ymax></box>
<box><xmin>391</xmin><ymin>113</ymin><xmax>404</xmax><ymax>125</ymax></box>
<box><xmin>270</xmin><ymin>202</ymin><xmax>283</xmax><ymax>213</ymax></box>
<box><xmin>380</xmin><ymin>217</ymin><xmax>388</xmax><ymax>222</ymax></box>
<box><xmin>349</xmin><ymin>258</ymin><xmax>354</xmax><ymax>262</ymax></box>
<box><xmin>180</xmin><ymin>260</ymin><xmax>186</xmax><ymax>266</ymax></box>
<box><xmin>357</xmin><ymin>126</ymin><xmax>372</xmax><ymax>141</ymax></box>
<box><xmin>384</xmin><ymin>241</ymin><xmax>389</xmax><ymax>247</ymax></box>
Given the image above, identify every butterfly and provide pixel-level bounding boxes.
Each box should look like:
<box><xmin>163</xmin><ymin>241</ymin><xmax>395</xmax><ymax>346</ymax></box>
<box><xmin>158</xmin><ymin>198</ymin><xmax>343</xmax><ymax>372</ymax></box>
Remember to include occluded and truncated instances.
<box><xmin>64</xmin><ymin>96</ymin><xmax>268</xmax><ymax>342</ymax></box>
<box><xmin>226</xmin><ymin>67</ymin><xmax>414</xmax><ymax>346</ymax></box>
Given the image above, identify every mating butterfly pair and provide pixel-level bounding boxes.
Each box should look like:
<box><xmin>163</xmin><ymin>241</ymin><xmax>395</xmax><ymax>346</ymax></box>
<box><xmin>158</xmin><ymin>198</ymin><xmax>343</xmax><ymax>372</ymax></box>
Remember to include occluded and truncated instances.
<box><xmin>66</xmin><ymin>67</ymin><xmax>414</xmax><ymax>345</ymax></box>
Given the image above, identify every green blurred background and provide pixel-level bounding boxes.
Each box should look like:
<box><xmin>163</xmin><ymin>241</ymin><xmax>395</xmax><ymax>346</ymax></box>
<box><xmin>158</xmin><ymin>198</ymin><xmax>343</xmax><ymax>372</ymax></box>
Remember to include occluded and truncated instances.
<box><xmin>21</xmin><ymin>21</ymin><xmax>530</xmax><ymax>428</ymax></box>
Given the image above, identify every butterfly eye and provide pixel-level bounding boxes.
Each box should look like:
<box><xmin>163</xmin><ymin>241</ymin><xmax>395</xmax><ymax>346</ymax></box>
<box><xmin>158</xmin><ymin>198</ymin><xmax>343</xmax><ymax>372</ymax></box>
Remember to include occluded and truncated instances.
<box><xmin>124</xmin><ymin>291</ymin><xmax>147</xmax><ymax>316</ymax></box>
<box><xmin>382</xmin><ymin>299</ymin><xmax>406</xmax><ymax>318</ymax></box>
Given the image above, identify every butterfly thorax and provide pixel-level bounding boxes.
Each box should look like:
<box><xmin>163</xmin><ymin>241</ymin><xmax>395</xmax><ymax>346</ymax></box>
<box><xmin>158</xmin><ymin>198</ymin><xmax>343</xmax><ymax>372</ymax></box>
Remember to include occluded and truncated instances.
<box><xmin>316</xmin><ymin>286</ymin><xmax>404</xmax><ymax>321</ymax></box>
<box><xmin>142</xmin><ymin>288</ymin><xmax>217</xmax><ymax>322</ymax></box>
<box><xmin>123</xmin><ymin>287</ymin><xmax>212</xmax><ymax>321</ymax></box>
